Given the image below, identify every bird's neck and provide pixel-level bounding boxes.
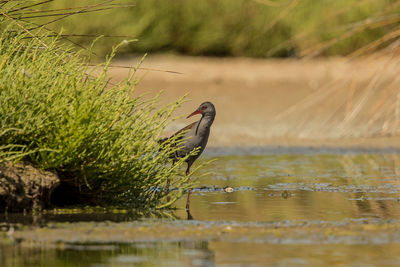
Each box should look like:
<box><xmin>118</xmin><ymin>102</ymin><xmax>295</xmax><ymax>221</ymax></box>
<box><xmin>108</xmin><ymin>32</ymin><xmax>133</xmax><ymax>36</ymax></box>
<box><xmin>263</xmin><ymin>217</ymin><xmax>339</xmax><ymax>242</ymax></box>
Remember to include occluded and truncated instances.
<box><xmin>195</xmin><ymin>114</ymin><xmax>214</xmax><ymax>136</ymax></box>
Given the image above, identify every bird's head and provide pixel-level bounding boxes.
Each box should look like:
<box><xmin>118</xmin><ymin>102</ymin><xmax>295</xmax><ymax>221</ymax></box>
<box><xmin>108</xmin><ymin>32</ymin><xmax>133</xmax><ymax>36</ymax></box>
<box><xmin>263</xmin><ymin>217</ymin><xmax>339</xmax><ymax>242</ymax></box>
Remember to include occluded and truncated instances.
<box><xmin>187</xmin><ymin>101</ymin><xmax>216</xmax><ymax>119</ymax></box>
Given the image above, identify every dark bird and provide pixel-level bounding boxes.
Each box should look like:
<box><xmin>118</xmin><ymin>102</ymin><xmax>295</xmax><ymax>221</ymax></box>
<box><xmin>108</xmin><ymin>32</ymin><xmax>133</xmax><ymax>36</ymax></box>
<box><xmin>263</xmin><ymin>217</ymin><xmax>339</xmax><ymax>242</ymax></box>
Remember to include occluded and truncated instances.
<box><xmin>160</xmin><ymin>101</ymin><xmax>216</xmax><ymax>211</ymax></box>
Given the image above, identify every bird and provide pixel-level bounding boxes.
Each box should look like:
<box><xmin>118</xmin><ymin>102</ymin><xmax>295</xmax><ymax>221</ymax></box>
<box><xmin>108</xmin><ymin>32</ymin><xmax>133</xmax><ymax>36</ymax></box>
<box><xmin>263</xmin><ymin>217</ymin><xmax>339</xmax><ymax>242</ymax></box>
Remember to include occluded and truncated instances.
<box><xmin>160</xmin><ymin>101</ymin><xmax>216</xmax><ymax>211</ymax></box>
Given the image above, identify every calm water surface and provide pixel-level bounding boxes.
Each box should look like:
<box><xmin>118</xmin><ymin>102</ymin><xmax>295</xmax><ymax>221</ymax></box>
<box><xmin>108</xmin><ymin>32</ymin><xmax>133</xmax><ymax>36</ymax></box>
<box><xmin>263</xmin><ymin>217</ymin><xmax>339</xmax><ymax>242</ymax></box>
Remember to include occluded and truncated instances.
<box><xmin>2</xmin><ymin>151</ymin><xmax>400</xmax><ymax>266</ymax></box>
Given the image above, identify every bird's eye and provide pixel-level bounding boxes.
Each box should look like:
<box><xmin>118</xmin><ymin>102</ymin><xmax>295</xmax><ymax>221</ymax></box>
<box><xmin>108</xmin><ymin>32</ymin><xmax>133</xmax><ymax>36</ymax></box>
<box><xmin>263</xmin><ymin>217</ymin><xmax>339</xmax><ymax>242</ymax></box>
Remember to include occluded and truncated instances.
<box><xmin>202</xmin><ymin>106</ymin><xmax>207</xmax><ymax>110</ymax></box>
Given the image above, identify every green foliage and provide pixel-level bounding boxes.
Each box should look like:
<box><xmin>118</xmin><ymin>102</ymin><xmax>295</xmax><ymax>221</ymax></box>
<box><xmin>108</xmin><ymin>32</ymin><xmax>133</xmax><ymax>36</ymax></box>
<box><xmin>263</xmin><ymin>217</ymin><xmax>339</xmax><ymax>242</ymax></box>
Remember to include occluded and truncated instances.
<box><xmin>125</xmin><ymin>0</ymin><xmax>292</xmax><ymax>57</ymax></box>
<box><xmin>30</xmin><ymin>0</ymin><xmax>400</xmax><ymax>58</ymax></box>
<box><xmin>0</xmin><ymin>19</ymin><xmax>196</xmax><ymax>209</ymax></box>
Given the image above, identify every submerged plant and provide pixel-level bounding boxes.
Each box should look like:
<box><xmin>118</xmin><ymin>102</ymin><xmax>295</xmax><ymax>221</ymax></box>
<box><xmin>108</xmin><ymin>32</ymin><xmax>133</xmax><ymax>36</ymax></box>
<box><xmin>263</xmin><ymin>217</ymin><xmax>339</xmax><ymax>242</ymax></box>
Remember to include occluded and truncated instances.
<box><xmin>0</xmin><ymin>3</ymin><xmax>198</xmax><ymax>209</ymax></box>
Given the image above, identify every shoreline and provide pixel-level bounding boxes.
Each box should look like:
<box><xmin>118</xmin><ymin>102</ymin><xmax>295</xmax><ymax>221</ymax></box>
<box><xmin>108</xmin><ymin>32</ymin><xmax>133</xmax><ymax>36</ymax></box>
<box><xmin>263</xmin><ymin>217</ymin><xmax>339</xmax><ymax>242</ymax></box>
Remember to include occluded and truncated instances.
<box><xmin>204</xmin><ymin>145</ymin><xmax>400</xmax><ymax>157</ymax></box>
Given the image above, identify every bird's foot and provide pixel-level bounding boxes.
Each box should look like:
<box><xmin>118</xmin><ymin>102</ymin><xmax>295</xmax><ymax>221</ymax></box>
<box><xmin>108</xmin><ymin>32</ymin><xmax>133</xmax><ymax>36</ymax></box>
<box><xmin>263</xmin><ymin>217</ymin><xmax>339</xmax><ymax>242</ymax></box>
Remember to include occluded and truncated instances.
<box><xmin>186</xmin><ymin>209</ymin><xmax>193</xmax><ymax>220</ymax></box>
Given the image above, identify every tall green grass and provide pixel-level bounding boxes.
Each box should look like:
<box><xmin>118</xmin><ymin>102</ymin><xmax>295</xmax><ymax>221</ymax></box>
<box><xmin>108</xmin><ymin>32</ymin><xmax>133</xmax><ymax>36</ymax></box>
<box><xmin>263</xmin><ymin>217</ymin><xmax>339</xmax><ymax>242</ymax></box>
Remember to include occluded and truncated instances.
<box><xmin>28</xmin><ymin>0</ymin><xmax>400</xmax><ymax>58</ymax></box>
<box><xmin>0</xmin><ymin>3</ymin><xmax>198</xmax><ymax>209</ymax></box>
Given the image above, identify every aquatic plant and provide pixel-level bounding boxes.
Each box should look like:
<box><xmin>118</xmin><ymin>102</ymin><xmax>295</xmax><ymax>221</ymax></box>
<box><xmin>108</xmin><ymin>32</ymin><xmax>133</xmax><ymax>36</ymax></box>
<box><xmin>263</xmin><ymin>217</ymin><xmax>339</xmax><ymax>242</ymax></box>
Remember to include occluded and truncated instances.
<box><xmin>0</xmin><ymin>1</ymin><xmax>198</xmax><ymax>209</ymax></box>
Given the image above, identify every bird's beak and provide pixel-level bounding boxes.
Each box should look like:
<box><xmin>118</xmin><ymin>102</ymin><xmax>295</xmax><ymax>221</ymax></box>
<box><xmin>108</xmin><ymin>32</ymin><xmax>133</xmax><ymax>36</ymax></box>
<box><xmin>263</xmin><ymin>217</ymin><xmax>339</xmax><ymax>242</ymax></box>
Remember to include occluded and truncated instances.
<box><xmin>187</xmin><ymin>109</ymin><xmax>201</xmax><ymax>119</ymax></box>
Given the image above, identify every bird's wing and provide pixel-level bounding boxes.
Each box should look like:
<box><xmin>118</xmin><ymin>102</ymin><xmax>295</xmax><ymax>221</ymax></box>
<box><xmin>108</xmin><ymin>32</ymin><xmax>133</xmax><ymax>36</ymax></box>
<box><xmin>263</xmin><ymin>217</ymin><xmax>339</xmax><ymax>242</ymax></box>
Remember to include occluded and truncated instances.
<box><xmin>170</xmin><ymin>121</ymin><xmax>198</xmax><ymax>139</ymax></box>
<box><xmin>159</xmin><ymin>121</ymin><xmax>198</xmax><ymax>144</ymax></box>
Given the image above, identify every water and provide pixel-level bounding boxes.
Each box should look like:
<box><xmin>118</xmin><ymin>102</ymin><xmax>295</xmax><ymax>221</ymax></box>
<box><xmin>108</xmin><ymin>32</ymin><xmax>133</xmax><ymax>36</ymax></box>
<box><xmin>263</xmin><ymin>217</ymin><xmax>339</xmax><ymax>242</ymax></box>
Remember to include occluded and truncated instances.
<box><xmin>2</xmin><ymin>151</ymin><xmax>400</xmax><ymax>266</ymax></box>
<box><xmin>175</xmin><ymin>153</ymin><xmax>400</xmax><ymax>221</ymax></box>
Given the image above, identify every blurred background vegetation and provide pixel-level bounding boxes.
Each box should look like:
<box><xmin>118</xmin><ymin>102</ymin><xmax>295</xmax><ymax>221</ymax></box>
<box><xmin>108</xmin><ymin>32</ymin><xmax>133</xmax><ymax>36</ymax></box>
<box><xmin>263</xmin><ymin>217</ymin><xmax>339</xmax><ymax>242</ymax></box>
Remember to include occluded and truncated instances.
<box><xmin>24</xmin><ymin>0</ymin><xmax>400</xmax><ymax>59</ymax></box>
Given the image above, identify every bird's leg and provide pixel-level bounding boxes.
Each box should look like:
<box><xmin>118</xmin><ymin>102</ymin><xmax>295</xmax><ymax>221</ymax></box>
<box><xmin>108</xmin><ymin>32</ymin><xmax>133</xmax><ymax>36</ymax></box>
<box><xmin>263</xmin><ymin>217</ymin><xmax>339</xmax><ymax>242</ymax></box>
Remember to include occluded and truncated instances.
<box><xmin>186</xmin><ymin>209</ymin><xmax>193</xmax><ymax>220</ymax></box>
<box><xmin>185</xmin><ymin>165</ymin><xmax>190</xmax><ymax>176</ymax></box>
<box><xmin>186</xmin><ymin>189</ymin><xmax>192</xmax><ymax>211</ymax></box>
<box><xmin>185</xmin><ymin>162</ymin><xmax>192</xmax><ymax>211</ymax></box>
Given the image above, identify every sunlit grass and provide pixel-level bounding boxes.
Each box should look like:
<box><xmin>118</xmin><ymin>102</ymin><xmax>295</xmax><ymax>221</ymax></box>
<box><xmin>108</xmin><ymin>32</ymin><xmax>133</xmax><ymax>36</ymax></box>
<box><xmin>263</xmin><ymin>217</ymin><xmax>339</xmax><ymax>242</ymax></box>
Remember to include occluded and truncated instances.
<box><xmin>0</xmin><ymin>1</ymin><xmax>201</xmax><ymax>209</ymax></box>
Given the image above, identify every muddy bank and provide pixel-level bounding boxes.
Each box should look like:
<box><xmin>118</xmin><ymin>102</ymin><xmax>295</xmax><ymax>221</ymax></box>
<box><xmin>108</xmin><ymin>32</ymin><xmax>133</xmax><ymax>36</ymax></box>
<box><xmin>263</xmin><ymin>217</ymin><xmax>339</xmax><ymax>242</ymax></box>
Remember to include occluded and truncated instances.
<box><xmin>0</xmin><ymin>162</ymin><xmax>59</xmax><ymax>212</ymax></box>
<box><xmin>5</xmin><ymin>219</ymin><xmax>400</xmax><ymax>245</ymax></box>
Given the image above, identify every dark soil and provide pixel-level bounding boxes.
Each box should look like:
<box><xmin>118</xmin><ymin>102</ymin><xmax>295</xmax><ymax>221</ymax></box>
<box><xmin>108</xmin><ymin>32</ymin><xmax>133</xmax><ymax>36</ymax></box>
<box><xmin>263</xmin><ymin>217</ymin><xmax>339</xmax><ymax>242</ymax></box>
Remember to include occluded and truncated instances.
<box><xmin>0</xmin><ymin>162</ymin><xmax>60</xmax><ymax>212</ymax></box>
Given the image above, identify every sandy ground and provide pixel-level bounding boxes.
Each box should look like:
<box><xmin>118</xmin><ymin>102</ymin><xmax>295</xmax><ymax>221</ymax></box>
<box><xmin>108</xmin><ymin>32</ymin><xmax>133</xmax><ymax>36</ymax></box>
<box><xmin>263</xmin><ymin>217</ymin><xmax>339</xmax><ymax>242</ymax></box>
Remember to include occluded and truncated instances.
<box><xmin>108</xmin><ymin>55</ymin><xmax>400</xmax><ymax>148</ymax></box>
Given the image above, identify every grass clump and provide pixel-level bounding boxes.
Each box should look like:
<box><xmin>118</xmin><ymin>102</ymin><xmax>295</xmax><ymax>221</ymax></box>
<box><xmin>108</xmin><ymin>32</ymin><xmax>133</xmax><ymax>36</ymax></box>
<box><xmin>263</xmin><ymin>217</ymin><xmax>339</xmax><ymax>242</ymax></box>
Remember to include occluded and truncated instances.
<box><xmin>31</xmin><ymin>0</ymin><xmax>400</xmax><ymax>58</ymax></box>
<box><xmin>0</xmin><ymin>12</ymin><xmax>195</xmax><ymax>209</ymax></box>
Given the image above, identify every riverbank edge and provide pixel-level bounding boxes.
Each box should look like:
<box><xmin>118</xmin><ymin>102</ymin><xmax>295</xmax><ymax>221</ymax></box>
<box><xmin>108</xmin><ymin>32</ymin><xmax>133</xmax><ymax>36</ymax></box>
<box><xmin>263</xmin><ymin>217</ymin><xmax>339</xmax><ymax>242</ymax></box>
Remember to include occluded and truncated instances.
<box><xmin>0</xmin><ymin>162</ymin><xmax>60</xmax><ymax>212</ymax></box>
